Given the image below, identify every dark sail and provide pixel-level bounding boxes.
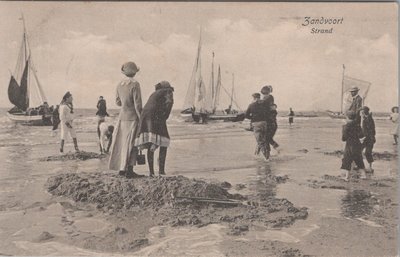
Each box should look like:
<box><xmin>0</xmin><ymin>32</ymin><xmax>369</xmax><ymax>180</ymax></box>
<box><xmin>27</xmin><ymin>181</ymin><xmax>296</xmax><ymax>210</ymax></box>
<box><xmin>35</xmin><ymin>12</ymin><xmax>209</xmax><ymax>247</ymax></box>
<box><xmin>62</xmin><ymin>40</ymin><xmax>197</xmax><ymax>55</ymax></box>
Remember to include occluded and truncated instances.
<box><xmin>8</xmin><ymin>76</ymin><xmax>21</xmax><ymax>108</ymax></box>
<box><xmin>19</xmin><ymin>60</ymin><xmax>29</xmax><ymax>110</ymax></box>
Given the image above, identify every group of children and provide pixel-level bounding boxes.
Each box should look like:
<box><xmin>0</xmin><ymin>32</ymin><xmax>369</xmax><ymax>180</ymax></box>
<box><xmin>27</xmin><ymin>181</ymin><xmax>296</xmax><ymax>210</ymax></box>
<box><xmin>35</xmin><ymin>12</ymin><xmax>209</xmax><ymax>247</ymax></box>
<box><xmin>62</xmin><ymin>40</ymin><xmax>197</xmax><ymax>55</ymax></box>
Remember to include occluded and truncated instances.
<box><xmin>341</xmin><ymin>105</ymin><xmax>398</xmax><ymax>181</ymax></box>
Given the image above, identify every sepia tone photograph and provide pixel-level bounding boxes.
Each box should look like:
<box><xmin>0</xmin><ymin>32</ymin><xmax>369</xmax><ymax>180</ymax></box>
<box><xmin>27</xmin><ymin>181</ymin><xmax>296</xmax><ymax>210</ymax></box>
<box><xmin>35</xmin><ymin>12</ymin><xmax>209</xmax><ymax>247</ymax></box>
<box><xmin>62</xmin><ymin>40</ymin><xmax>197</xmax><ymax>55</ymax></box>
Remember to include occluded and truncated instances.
<box><xmin>0</xmin><ymin>1</ymin><xmax>398</xmax><ymax>256</ymax></box>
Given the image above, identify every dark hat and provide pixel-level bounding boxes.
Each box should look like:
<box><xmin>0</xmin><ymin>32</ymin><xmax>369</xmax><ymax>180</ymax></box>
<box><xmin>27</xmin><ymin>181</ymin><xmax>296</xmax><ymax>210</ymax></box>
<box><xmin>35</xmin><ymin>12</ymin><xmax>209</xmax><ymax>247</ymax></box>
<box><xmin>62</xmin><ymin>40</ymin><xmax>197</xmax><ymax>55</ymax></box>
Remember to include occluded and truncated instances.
<box><xmin>155</xmin><ymin>81</ymin><xmax>174</xmax><ymax>91</ymax></box>
<box><xmin>362</xmin><ymin>106</ymin><xmax>370</xmax><ymax>114</ymax></box>
<box><xmin>62</xmin><ymin>91</ymin><xmax>72</xmax><ymax>101</ymax></box>
<box><xmin>261</xmin><ymin>85</ymin><xmax>272</xmax><ymax>94</ymax></box>
<box><xmin>252</xmin><ymin>93</ymin><xmax>261</xmax><ymax>99</ymax></box>
<box><xmin>392</xmin><ymin>106</ymin><xmax>399</xmax><ymax>113</ymax></box>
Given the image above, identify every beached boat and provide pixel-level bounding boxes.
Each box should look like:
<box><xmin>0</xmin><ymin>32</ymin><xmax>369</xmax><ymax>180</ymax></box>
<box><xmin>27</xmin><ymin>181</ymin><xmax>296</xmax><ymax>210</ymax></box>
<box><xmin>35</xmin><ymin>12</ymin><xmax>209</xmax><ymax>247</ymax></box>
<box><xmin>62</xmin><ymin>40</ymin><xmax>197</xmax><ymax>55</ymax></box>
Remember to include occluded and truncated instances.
<box><xmin>180</xmin><ymin>33</ymin><xmax>245</xmax><ymax>123</ymax></box>
<box><xmin>7</xmin><ymin>16</ymin><xmax>52</xmax><ymax>126</ymax></box>
<box><xmin>327</xmin><ymin>65</ymin><xmax>371</xmax><ymax>119</ymax></box>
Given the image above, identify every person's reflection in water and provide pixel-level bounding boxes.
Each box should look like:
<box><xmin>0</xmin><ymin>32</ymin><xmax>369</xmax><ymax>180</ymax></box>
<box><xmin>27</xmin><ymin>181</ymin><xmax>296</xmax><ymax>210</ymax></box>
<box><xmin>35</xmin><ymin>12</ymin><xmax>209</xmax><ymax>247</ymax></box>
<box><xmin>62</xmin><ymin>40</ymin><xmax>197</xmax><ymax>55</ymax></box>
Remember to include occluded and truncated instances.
<box><xmin>249</xmin><ymin>163</ymin><xmax>277</xmax><ymax>201</ymax></box>
<box><xmin>341</xmin><ymin>189</ymin><xmax>375</xmax><ymax>218</ymax></box>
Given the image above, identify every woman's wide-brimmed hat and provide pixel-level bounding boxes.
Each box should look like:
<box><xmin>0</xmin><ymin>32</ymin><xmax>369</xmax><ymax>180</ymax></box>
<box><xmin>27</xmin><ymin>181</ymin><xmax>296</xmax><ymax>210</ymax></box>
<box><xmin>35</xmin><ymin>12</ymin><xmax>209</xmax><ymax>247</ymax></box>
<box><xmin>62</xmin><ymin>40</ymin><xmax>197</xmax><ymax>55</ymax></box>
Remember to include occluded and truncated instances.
<box><xmin>261</xmin><ymin>85</ymin><xmax>273</xmax><ymax>94</ymax></box>
<box><xmin>121</xmin><ymin>62</ymin><xmax>140</xmax><ymax>76</ymax></box>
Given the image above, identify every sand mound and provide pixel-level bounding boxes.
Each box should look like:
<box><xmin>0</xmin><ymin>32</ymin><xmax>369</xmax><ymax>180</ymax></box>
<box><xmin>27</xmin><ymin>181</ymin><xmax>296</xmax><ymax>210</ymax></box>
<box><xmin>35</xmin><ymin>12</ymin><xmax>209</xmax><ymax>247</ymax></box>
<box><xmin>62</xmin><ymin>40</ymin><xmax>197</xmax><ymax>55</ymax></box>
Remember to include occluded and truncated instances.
<box><xmin>323</xmin><ymin>150</ymin><xmax>397</xmax><ymax>161</ymax></box>
<box><xmin>46</xmin><ymin>173</ymin><xmax>242</xmax><ymax>210</ymax></box>
<box><xmin>46</xmin><ymin>172</ymin><xmax>308</xmax><ymax>231</ymax></box>
<box><xmin>41</xmin><ymin>151</ymin><xmax>106</xmax><ymax>161</ymax></box>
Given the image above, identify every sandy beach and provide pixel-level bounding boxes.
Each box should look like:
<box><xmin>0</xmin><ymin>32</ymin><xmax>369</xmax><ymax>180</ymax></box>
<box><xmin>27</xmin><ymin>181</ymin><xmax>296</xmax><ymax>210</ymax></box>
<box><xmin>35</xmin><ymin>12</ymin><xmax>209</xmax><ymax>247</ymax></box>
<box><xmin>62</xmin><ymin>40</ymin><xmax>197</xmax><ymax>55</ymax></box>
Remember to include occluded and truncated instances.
<box><xmin>0</xmin><ymin>110</ymin><xmax>397</xmax><ymax>256</ymax></box>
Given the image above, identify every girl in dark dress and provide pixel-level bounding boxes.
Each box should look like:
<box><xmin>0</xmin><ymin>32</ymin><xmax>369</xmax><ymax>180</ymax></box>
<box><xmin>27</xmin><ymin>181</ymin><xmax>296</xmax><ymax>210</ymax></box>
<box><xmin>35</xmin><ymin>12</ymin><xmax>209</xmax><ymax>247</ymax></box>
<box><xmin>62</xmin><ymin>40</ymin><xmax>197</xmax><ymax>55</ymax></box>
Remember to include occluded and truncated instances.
<box><xmin>341</xmin><ymin>111</ymin><xmax>367</xmax><ymax>181</ymax></box>
<box><xmin>135</xmin><ymin>81</ymin><xmax>174</xmax><ymax>176</ymax></box>
<box><xmin>267</xmin><ymin>104</ymin><xmax>280</xmax><ymax>151</ymax></box>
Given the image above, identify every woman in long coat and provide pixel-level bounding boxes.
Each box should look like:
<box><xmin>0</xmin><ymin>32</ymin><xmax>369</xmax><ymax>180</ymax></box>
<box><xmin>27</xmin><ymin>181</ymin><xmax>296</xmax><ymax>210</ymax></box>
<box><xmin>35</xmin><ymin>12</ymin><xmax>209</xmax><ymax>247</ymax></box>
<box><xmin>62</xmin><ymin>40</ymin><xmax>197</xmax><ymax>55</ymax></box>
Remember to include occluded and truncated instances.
<box><xmin>108</xmin><ymin>62</ymin><xmax>143</xmax><ymax>178</ymax></box>
<box><xmin>135</xmin><ymin>81</ymin><xmax>174</xmax><ymax>176</ymax></box>
<box><xmin>341</xmin><ymin>111</ymin><xmax>367</xmax><ymax>181</ymax></box>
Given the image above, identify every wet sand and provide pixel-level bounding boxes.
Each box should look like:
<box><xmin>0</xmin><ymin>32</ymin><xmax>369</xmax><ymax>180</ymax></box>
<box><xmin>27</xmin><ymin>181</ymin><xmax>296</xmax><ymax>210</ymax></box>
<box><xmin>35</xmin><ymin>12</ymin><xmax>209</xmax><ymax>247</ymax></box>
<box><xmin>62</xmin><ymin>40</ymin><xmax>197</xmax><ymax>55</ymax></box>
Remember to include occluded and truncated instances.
<box><xmin>0</xmin><ymin>116</ymin><xmax>397</xmax><ymax>256</ymax></box>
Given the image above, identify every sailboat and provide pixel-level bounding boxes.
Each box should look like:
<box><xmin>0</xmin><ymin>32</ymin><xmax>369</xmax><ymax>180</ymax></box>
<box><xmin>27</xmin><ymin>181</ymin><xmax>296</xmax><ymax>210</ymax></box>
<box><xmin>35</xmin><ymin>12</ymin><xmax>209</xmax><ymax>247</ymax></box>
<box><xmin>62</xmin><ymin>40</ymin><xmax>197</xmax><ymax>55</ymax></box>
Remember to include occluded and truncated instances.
<box><xmin>7</xmin><ymin>16</ymin><xmax>52</xmax><ymax>126</ymax></box>
<box><xmin>180</xmin><ymin>33</ymin><xmax>245</xmax><ymax>122</ymax></box>
<box><xmin>327</xmin><ymin>65</ymin><xmax>371</xmax><ymax>119</ymax></box>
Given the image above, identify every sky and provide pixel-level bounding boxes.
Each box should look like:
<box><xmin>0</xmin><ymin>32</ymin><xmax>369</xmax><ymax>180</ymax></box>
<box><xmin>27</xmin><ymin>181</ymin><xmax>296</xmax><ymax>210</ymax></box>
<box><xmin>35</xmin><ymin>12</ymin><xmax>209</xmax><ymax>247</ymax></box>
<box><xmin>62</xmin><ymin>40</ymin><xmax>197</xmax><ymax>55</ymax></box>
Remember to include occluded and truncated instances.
<box><xmin>0</xmin><ymin>2</ymin><xmax>397</xmax><ymax>112</ymax></box>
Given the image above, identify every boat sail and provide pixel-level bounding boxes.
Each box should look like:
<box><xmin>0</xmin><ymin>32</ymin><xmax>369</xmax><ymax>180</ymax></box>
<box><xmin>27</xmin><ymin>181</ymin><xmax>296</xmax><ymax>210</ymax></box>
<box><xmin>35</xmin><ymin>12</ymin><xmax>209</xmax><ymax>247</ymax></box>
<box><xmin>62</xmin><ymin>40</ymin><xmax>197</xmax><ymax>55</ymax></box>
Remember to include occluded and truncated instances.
<box><xmin>6</xmin><ymin>16</ymin><xmax>52</xmax><ymax>126</ymax></box>
<box><xmin>180</xmin><ymin>33</ymin><xmax>245</xmax><ymax>122</ymax></box>
<box><xmin>327</xmin><ymin>65</ymin><xmax>371</xmax><ymax>119</ymax></box>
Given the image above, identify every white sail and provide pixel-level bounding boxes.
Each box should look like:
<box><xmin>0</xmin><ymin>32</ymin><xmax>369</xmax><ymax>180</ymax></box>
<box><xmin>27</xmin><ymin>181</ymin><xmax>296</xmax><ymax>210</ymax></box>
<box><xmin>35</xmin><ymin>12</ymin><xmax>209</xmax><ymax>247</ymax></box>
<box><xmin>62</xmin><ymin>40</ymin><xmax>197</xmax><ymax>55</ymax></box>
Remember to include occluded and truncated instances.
<box><xmin>204</xmin><ymin>53</ymin><xmax>215</xmax><ymax>113</ymax></box>
<box><xmin>213</xmin><ymin>66</ymin><xmax>222</xmax><ymax>112</ymax></box>
<box><xmin>182</xmin><ymin>34</ymin><xmax>202</xmax><ymax>111</ymax></box>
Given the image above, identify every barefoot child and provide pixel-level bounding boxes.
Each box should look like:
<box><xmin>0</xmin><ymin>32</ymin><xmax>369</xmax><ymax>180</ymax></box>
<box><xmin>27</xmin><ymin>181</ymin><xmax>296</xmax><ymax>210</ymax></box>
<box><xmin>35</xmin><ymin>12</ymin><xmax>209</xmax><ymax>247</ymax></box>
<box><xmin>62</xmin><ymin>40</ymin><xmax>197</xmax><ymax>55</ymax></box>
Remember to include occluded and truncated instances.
<box><xmin>98</xmin><ymin>121</ymin><xmax>114</xmax><ymax>154</ymax></box>
<box><xmin>59</xmin><ymin>92</ymin><xmax>80</xmax><ymax>153</ymax></box>
<box><xmin>390</xmin><ymin>106</ymin><xmax>399</xmax><ymax>145</ymax></box>
<box><xmin>361</xmin><ymin>106</ymin><xmax>375</xmax><ymax>172</ymax></box>
<box><xmin>341</xmin><ymin>111</ymin><xmax>367</xmax><ymax>181</ymax></box>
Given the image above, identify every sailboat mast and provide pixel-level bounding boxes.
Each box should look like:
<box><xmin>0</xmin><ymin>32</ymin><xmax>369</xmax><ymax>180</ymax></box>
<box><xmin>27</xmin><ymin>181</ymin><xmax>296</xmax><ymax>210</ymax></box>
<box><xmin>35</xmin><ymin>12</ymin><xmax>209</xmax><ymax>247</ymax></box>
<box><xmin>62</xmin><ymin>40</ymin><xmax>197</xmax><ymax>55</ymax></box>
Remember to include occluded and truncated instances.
<box><xmin>341</xmin><ymin>64</ymin><xmax>345</xmax><ymax>114</ymax></box>
<box><xmin>211</xmin><ymin>52</ymin><xmax>215</xmax><ymax>106</ymax></box>
<box><xmin>230</xmin><ymin>73</ymin><xmax>234</xmax><ymax>107</ymax></box>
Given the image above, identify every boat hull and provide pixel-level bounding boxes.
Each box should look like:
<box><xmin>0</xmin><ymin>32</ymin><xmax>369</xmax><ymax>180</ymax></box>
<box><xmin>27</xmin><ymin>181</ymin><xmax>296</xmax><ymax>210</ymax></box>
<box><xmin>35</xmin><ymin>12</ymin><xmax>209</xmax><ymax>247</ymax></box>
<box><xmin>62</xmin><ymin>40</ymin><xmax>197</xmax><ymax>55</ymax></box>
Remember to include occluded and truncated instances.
<box><xmin>180</xmin><ymin>111</ymin><xmax>245</xmax><ymax>122</ymax></box>
<box><xmin>327</xmin><ymin>111</ymin><xmax>345</xmax><ymax>119</ymax></box>
<box><xmin>7</xmin><ymin>111</ymin><xmax>52</xmax><ymax>126</ymax></box>
<box><xmin>209</xmin><ymin>113</ymin><xmax>245</xmax><ymax>122</ymax></box>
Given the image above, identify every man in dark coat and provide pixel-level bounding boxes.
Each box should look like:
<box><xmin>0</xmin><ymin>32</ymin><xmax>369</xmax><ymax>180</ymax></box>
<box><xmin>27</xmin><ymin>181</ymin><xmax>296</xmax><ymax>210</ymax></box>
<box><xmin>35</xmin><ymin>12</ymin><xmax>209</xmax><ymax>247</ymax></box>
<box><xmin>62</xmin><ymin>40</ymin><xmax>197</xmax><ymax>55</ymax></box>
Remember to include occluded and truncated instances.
<box><xmin>135</xmin><ymin>81</ymin><xmax>174</xmax><ymax>176</ymax></box>
<box><xmin>348</xmin><ymin>87</ymin><xmax>363</xmax><ymax>124</ymax></box>
<box><xmin>341</xmin><ymin>111</ymin><xmax>367</xmax><ymax>181</ymax></box>
<box><xmin>361</xmin><ymin>106</ymin><xmax>376</xmax><ymax>172</ymax></box>
<box><xmin>245</xmin><ymin>94</ymin><xmax>269</xmax><ymax>160</ymax></box>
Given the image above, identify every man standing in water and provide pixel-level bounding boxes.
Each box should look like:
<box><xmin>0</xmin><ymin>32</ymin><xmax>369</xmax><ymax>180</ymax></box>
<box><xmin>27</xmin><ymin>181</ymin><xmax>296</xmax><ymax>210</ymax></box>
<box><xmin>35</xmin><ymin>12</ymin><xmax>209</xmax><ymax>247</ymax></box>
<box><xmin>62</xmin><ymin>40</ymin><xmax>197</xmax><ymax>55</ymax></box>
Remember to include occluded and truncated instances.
<box><xmin>288</xmin><ymin>108</ymin><xmax>294</xmax><ymax>127</ymax></box>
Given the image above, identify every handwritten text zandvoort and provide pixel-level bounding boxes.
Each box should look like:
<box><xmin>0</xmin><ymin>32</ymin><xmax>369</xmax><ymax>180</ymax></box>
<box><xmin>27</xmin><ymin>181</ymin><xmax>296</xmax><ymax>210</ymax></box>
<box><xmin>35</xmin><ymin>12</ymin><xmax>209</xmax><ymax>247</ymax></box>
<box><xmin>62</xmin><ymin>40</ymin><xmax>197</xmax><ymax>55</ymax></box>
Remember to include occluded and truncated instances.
<box><xmin>302</xmin><ymin>16</ymin><xmax>344</xmax><ymax>34</ymax></box>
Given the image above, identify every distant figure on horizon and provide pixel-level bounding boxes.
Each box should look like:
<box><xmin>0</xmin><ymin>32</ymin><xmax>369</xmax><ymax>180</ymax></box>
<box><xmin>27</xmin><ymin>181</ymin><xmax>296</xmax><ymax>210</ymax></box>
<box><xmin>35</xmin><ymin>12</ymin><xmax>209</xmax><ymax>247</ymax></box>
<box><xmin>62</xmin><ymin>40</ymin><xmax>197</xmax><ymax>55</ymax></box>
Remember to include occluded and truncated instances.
<box><xmin>341</xmin><ymin>111</ymin><xmax>367</xmax><ymax>181</ymax></box>
<box><xmin>390</xmin><ymin>106</ymin><xmax>399</xmax><ymax>145</ymax></box>
<box><xmin>348</xmin><ymin>86</ymin><xmax>363</xmax><ymax>123</ymax></box>
<box><xmin>361</xmin><ymin>106</ymin><xmax>375</xmax><ymax>172</ymax></box>
<box><xmin>108</xmin><ymin>61</ymin><xmax>143</xmax><ymax>178</ymax></box>
<box><xmin>288</xmin><ymin>107</ymin><xmax>294</xmax><ymax>127</ymax></box>
<box><xmin>59</xmin><ymin>92</ymin><xmax>79</xmax><ymax>153</ymax></box>
<box><xmin>135</xmin><ymin>81</ymin><xmax>174</xmax><ymax>177</ymax></box>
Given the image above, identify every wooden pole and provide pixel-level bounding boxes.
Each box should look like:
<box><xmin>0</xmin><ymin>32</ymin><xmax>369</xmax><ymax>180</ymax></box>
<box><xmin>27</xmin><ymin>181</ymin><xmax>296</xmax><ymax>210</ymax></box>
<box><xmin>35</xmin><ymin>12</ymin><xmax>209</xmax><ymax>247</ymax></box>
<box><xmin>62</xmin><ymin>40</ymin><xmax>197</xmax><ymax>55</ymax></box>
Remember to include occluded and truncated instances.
<box><xmin>341</xmin><ymin>64</ymin><xmax>345</xmax><ymax>114</ymax></box>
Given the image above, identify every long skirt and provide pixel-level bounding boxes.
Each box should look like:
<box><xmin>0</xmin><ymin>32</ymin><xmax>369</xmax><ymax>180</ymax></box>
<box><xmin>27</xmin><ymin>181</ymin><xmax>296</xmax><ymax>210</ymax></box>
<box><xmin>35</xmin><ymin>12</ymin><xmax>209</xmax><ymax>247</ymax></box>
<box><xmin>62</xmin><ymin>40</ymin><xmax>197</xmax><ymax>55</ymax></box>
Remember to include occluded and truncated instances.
<box><xmin>341</xmin><ymin>140</ymin><xmax>365</xmax><ymax>171</ymax></box>
<box><xmin>60</xmin><ymin>121</ymin><xmax>77</xmax><ymax>140</ymax></box>
<box><xmin>108</xmin><ymin>119</ymin><xmax>139</xmax><ymax>171</ymax></box>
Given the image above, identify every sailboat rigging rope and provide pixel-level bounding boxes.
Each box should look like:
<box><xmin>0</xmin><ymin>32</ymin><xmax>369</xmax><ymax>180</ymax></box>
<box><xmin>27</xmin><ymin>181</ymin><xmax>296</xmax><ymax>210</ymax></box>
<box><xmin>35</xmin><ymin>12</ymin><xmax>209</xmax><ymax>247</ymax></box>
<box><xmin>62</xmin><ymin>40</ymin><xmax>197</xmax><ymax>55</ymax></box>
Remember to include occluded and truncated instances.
<box><xmin>220</xmin><ymin>84</ymin><xmax>243</xmax><ymax>112</ymax></box>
